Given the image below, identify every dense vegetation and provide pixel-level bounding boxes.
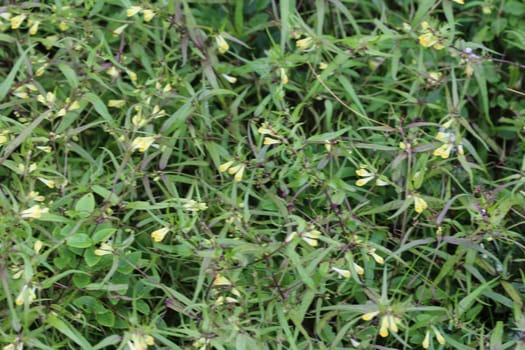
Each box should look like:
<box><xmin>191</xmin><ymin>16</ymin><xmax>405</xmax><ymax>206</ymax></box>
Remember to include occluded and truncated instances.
<box><xmin>1</xmin><ymin>0</ymin><xmax>525</xmax><ymax>349</ymax></box>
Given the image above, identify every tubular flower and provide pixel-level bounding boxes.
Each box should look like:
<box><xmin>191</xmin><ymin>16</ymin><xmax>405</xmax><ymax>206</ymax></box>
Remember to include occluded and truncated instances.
<box><xmin>213</xmin><ymin>274</ymin><xmax>232</xmax><ymax>287</ymax></box>
<box><xmin>219</xmin><ymin>160</ymin><xmax>234</xmax><ymax>173</ymax></box>
<box><xmin>422</xmin><ymin>330</ymin><xmax>431</xmax><ymax>349</ymax></box>
<box><xmin>279</xmin><ymin>68</ymin><xmax>288</xmax><ymax>84</ymax></box>
<box><xmin>257</xmin><ymin>123</ymin><xmax>277</xmax><ymax>136</ymax></box>
<box><xmin>151</xmin><ymin>227</ymin><xmax>169</xmax><ymax>242</ymax></box>
<box><xmin>216</xmin><ymin>35</ymin><xmax>229</xmax><ymax>54</ymax></box>
<box><xmin>20</xmin><ymin>205</ymin><xmax>49</xmax><ymax>219</ymax></box>
<box><xmin>222</xmin><ymin>74</ymin><xmax>237</xmax><ymax>84</ymax></box>
<box><xmin>29</xmin><ymin>20</ymin><xmax>40</xmax><ymax>35</ymax></box>
<box><xmin>143</xmin><ymin>9</ymin><xmax>155</xmax><ymax>22</ymax></box>
<box><xmin>296</xmin><ymin>36</ymin><xmax>313</xmax><ymax>50</ymax></box>
<box><xmin>301</xmin><ymin>228</ymin><xmax>321</xmax><ymax>247</ymax></box>
<box><xmin>113</xmin><ymin>24</ymin><xmax>128</xmax><ymax>36</ymax></box>
<box><xmin>94</xmin><ymin>242</ymin><xmax>113</xmax><ymax>256</ymax></box>
<box><xmin>368</xmin><ymin>248</ymin><xmax>384</xmax><ymax>264</ymax></box>
<box><xmin>413</xmin><ymin>195</ymin><xmax>428</xmax><ymax>214</ymax></box>
<box><xmin>38</xmin><ymin>177</ymin><xmax>55</xmax><ymax>188</ymax></box>
<box><xmin>362</xmin><ymin>310</ymin><xmax>380</xmax><ymax>321</ymax></box>
<box><xmin>126</xmin><ymin>6</ymin><xmax>142</xmax><ymax>17</ymax></box>
<box><xmin>331</xmin><ymin>267</ymin><xmax>351</xmax><ymax>279</ymax></box>
<box><xmin>263</xmin><ymin>137</ymin><xmax>281</xmax><ymax>145</ymax></box>
<box><xmin>131</xmin><ymin>136</ymin><xmax>155</xmax><ymax>152</ymax></box>
<box><xmin>10</xmin><ymin>14</ymin><xmax>27</xmax><ymax>29</ymax></box>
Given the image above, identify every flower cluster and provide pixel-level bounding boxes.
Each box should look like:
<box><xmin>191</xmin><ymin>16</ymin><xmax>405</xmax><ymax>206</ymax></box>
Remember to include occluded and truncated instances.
<box><xmin>355</xmin><ymin>167</ymin><xmax>388</xmax><ymax>187</ymax></box>
<box><xmin>286</xmin><ymin>225</ymin><xmax>322</xmax><ymax>247</ymax></box>
<box><xmin>423</xmin><ymin>326</ymin><xmax>446</xmax><ymax>348</ymax></box>
<box><xmin>362</xmin><ymin>311</ymin><xmax>403</xmax><ymax>338</ymax></box>
<box><xmin>127</xmin><ymin>6</ymin><xmax>156</xmax><ymax>22</ymax></box>
<box><xmin>433</xmin><ymin>120</ymin><xmax>463</xmax><ymax>159</ymax></box>
<box><xmin>219</xmin><ymin>160</ymin><xmax>246</xmax><ymax>182</ymax></box>
<box><xmin>418</xmin><ymin>22</ymin><xmax>445</xmax><ymax>50</ymax></box>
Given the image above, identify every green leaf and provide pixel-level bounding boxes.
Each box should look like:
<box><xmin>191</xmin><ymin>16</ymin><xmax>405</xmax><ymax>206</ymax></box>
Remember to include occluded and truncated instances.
<box><xmin>75</xmin><ymin>193</ymin><xmax>95</xmax><ymax>217</ymax></box>
<box><xmin>67</xmin><ymin>233</ymin><xmax>93</xmax><ymax>248</ymax></box>
<box><xmin>46</xmin><ymin>314</ymin><xmax>92</xmax><ymax>349</ymax></box>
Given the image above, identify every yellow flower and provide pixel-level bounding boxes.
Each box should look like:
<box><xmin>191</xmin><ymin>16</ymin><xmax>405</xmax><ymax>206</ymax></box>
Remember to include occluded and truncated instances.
<box><xmin>263</xmin><ymin>137</ymin><xmax>281</xmax><ymax>145</ymax></box>
<box><xmin>368</xmin><ymin>248</ymin><xmax>384</xmax><ymax>264</ymax></box>
<box><xmin>35</xmin><ymin>65</ymin><xmax>47</xmax><ymax>76</ymax></box>
<box><xmin>452</xmin><ymin>0</ymin><xmax>464</xmax><ymax>3</ymax></box>
<box><xmin>356</xmin><ymin>168</ymin><xmax>378</xmax><ymax>187</ymax></box>
<box><xmin>433</xmin><ymin>143</ymin><xmax>453</xmax><ymax>159</ymax></box>
<box><xmin>331</xmin><ymin>267</ymin><xmax>351</xmax><ymax>278</ymax></box>
<box><xmin>143</xmin><ymin>9</ymin><xmax>155</xmax><ymax>22</ymax></box>
<box><xmin>219</xmin><ymin>160</ymin><xmax>234</xmax><ymax>173</ymax></box>
<box><xmin>0</xmin><ymin>132</ymin><xmax>8</xmax><ymax>145</ymax></box>
<box><xmin>213</xmin><ymin>274</ymin><xmax>231</xmax><ymax>287</ymax></box>
<box><xmin>302</xmin><ymin>229</ymin><xmax>321</xmax><ymax>247</ymax></box>
<box><xmin>375</xmin><ymin>178</ymin><xmax>389</xmax><ymax>186</ymax></box>
<box><xmin>108</xmin><ymin>99</ymin><xmax>126</xmax><ymax>108</ymax></box>
<box><xmin>222</xmin><ymin>74</ymin><xmax>237</xmax><ymax>84</ymax></box>
<box><xmin>58</xmin><ymin>21</ymin><xmax>68</xmax><ymax>31</ymax></box>
<box><xmin>38</xmin><ymin>177</ymin><xmax>55</xmax><ymax>188</ymax></box>
<box><xmin>36</xmin><ymin>146</ymin><xmax>52</xmax><ymax>153</ymax></box>
<box><xmin>106</xmin><ymin>66</ymin><xmax>119</xmax><ymax>78</ymax></box>
<box><xmin>94</xmin><ymin>242</ymin><xmax>113</xmax><ymax>256</ymax></box>
<box><xmin>216</xmin><ymin>35</ymin><xmax>229</xmax><ymax>54</ymax></box>
<box><xmin>356</xmin><ymin>168</ymin><xmax>373</xmax><ymax>177</ymax></box>
<box><xmin>257</xmin><ymin>123</ymin><xmax>275</xmax><ymax>135</ymax></box>
<box><xmin>422</xmin><ymin>330</ymin><xmax>430</xmax><ymax>349</ymax></box>
<box><xmin>418</xmin><ymin>32</ymin><xmax>437</xmax><ymax>48</ymax></box>
<box><xmin>433</xmin><ymin>327</ymin><xmax>446</xmax><ymax>344</ymax></box>
<box><xmin>379</xmin><ymin>315</ymin><xmax>389</xmax><ymax>337</ymax></box>
<box><xmin>413</xmin><ymin>195</ymin><xmax>428</xmax><ymax>214</ymax></box>
<box><xmin>113</xmin><ymin>24</ymin><xmax>128</xmax><ymax>36</ymax></box>
<box><xmin>34</xmin><ymin>240</ymin><xmax>43</xmax><ymax>254</ymax></box>
<box><xmin>29</xmin><ymin>20</ymin><xmax>40</xmax><ymax>35</ymax></box>
<box><xmin>20</xmin><ymin>205</ymin><xmax>49</xmax><ymax>219</ymax></box>
<box><xmin>127</xmin><ymin>6</ymin><xmax>143</xmax><ymax>17</ymax></box>
<box><xmin>233</xmin><ymin>164</ymin><xmax>246</xmax><ymax>182</ymax></box>
<box><xmin>361</xmin><ymin>310</ymin><xmax>379</xmax><ymax>321</ymax></box>
<box><xmin>131</xmin><ymin>136</ymin><xmax>155</xmax><ymax>152</ymax></box>
<box><xmin>27</xmin><ymin>191</ymin><xmax>45</xmax><ymax>202</ymax></box>
<box><xmin>182</xmin><ymin>199</ymin><xmax>208</xmax><ymax>212</ymax></box>
<box><xmin>69</xmin><ymin>100</ymin><xmax>80</xmax><ymax>110</ymax></box>
<box><xmin>10</xmin><ymin>14</ymin><xmax>27</xmax><ymax>29</ymax></box>
<box><xmin>279</xmin><ymin>68</ymin><xmax>288</xmax><ymax>84</ymax></box>
<box><xmin>296</xmin><ymin>36</ymin><xmax>313</xmax><ymax>50</ymax></box>
<box><xmin>16</xmin><ymin>285</ymin><xmax>36</xmax><ymax>306</ymax></box>
<box><xmin>353</xmin><ymin>262</ymin><xmax>364</xmax><ymax>275</ymax></box>
<box><xmin>128</xmin><ymin>331</ymin><xmax>153</xmax><ymax>350</ymax></box>
<box><xmin>128</xmin><ymin>70</ymin><xmax>138</xmax><ymax>82</ymax></box>
<box><xmin>319</xmin><ymin>62</ymin><xmax>328</xmax><ymax>70</ymax></box>
<box><xmin>356</xmin><ymin>177</ymin><xmax>374</xmax><ymax>186</ymax></box>
<box><xmin>228</xmin><ymin>163</ymin><xmax>246</xmax><ymax>182</ymax></box>
<box><xmin>151</xmin><ymin>227</ymin><xmax>169</xmax><ymax>242</ymax></box>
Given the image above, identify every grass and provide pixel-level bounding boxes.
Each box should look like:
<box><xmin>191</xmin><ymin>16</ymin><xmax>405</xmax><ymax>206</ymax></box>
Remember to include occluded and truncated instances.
<box><xmin>0</xmin><ymin>0</ymin><xmax>525</xmax><ymax>349</ymax></box>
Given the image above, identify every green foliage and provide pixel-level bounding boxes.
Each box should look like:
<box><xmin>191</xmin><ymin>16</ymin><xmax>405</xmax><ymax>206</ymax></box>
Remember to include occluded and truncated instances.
<box><xmin>0</xmin><ymin>0</ymin><xmax>524</xmax><ymax>349</ymax></box>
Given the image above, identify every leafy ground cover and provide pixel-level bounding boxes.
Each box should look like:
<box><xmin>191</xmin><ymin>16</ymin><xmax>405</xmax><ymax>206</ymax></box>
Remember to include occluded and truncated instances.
<box><xmin>1</xmin><ymin>0</ymin><xmax>525</xmax><ymax>349</ymax></box>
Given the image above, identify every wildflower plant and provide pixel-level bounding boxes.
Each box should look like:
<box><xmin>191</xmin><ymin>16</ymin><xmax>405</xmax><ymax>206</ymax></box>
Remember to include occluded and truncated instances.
<box><xmin>0</xmin><ymin>1</ymin><xmax>524</xmax><ymax>349</ymax></box>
